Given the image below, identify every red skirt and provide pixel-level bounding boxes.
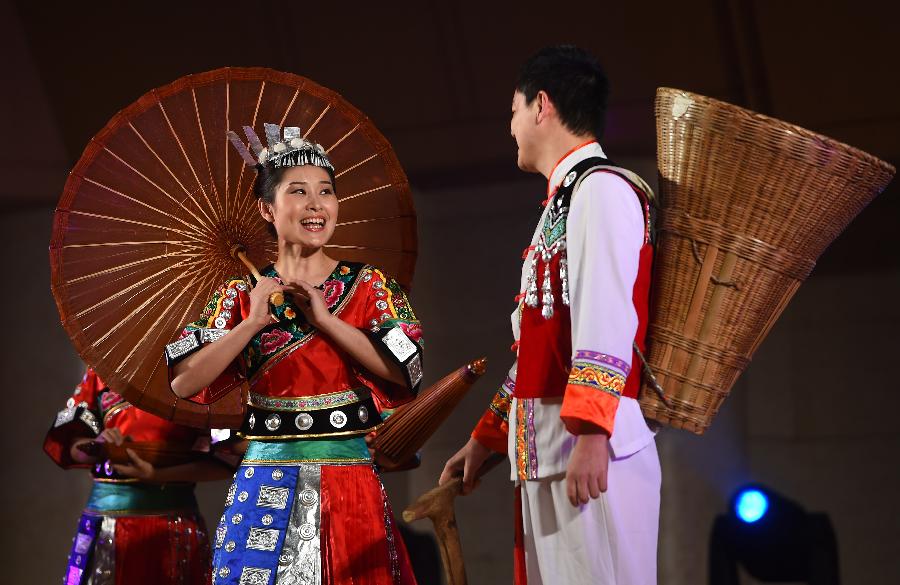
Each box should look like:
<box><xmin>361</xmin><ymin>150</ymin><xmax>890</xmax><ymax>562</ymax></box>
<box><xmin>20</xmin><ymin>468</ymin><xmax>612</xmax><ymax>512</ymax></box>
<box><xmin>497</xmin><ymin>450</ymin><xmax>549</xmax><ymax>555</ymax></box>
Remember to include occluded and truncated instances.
<box><xmin>67</xmin><ymin>511</ymin><xmax>210</xmax><ymax>585</ymax></box>
<box><xmin>321</xmin><ymin>464</ymin><xmax>417</xmax><ymax>584</ymax></box>
<box><xmin>212</xmin><ymin>459</ymin><xmax>416</xmax><ymax>584</ymax></box>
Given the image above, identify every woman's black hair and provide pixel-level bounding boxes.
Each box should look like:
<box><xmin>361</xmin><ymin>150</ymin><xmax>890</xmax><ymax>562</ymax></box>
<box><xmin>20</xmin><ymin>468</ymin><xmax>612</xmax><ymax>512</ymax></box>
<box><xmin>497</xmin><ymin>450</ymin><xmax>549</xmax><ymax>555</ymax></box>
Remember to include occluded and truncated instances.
<box><xmin>253</xmin><ymin>163</ymin><xmax>337</xmax><ymax>237</ymax></box>
<box><xmin>515</xmin><ymin>45</ymin><xmax>610</xmax><ymax>140</ymax></box>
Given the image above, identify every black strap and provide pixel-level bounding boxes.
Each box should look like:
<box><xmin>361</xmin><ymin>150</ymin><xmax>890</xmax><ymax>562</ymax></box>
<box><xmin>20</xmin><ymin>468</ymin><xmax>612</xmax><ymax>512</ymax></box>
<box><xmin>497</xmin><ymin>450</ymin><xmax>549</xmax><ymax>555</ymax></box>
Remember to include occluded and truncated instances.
<box><xmin>554</xmin><ymin>156</ymin><xmax>656</xmax><ymax>245</ymax></box>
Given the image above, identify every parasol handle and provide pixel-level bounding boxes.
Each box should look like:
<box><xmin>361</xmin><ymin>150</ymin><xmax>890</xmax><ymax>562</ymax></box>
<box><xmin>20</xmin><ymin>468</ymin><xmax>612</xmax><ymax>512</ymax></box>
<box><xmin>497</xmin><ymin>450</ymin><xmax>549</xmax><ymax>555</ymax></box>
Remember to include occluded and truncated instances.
<box><xmin>231</xmin><ymin>244</ymin><xmax>263</xmax><ymax>281</ymax></box>
<box><xmin>231</xmin><ymin>245</ymin><xmax>285</xmax><ymax>307</ymax></box>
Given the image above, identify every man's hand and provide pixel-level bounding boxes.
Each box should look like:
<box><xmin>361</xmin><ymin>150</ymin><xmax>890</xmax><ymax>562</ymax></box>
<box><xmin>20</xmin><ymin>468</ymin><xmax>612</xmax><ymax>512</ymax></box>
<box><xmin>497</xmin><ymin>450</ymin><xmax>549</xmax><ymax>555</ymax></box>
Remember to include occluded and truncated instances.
<box><xmin>439</xmin><ymin>438</ymin><xmax>493</xmax><ymax>495</ymax></box>
<box><xmin>565</xmin><ymin>433</ymin><xmax>609</xmax><ymax>507</ymax></box>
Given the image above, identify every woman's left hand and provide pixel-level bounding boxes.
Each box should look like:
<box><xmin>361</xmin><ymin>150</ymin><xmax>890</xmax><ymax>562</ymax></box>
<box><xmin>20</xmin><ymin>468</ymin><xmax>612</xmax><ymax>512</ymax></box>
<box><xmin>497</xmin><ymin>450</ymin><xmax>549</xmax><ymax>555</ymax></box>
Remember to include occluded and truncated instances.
<box><xmin>112</xmin><ymin>448</ymin><xmax>157</xmax><ymax>481</ymax></box>
<box><xmin>365</xmin><ymin>431</ymin><xmax>377</xmax><ymax>459</ymax></box>
<box><xmin>292</xmin><ymin>281</ymin><xmax>333</xmax><ymax>329</ymax></box>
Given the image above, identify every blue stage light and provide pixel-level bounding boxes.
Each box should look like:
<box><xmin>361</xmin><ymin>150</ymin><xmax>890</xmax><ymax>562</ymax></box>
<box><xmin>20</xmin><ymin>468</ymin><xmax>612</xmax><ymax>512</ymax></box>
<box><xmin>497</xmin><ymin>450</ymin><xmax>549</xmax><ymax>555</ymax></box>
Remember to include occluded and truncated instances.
<box><xmin>735</xmin><ymin>489</ymin><xmax>769</xmax><ymax>523</ymax></box>
<box><xmin>713</xmin><ymin>485</ymin><xmax>839</xmax><ymax>583</ymax></box>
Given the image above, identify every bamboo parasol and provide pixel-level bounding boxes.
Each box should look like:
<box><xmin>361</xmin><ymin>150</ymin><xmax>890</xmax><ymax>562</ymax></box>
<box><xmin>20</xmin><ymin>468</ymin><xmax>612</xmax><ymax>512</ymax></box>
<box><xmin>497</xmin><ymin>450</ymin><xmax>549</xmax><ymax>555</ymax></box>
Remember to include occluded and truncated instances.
<box><xmin>50</xmin><ymin>68</ymin><xmax>417</xmax><ymax>428</ymax></box>
<box><xmin>373</xmin><ymin>358</ymin><xmax>487</xmax><ymax>469</ymax></box>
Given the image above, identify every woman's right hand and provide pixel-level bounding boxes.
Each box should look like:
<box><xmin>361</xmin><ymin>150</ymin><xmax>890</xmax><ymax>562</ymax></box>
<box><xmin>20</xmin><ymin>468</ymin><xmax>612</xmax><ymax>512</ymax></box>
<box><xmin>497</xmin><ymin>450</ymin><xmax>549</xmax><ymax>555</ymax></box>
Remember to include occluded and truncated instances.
<box><xmin>69</xmin><ymin>428</ymin><xmax>126</xmax><ymax>464</ymax></box>
<box><xmin>246</xmin><ymin>277</ymin><xmax>288</xmax><ymax>329</ymax></box>
<box><xmin>96</xmin><ymin>428</ymin><xmax>125</xmax><ymax>446</ymax></box>
<box><xmin>172</xmin><ymin>278</ymin><xmax>289</xmax><ymax>399</ymax></box>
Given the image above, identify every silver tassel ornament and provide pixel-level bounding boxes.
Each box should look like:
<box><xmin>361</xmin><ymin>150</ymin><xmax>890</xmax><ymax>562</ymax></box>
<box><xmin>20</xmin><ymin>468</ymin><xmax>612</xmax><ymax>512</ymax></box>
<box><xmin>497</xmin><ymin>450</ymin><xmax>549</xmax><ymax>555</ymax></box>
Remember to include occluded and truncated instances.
<box><xmin>560</xmin><ymin>252</ymin><xmax>570</xmax><ymax>307</ymax></box>
<box><xmin>525</xmin><ymin>246</ymin><xmax>540</xmax><ymax>307</ymax></box>
<box><xmin>541</xmin><ymin>263</ymin><xmax>554</xmax><ymax>319</ymax></box>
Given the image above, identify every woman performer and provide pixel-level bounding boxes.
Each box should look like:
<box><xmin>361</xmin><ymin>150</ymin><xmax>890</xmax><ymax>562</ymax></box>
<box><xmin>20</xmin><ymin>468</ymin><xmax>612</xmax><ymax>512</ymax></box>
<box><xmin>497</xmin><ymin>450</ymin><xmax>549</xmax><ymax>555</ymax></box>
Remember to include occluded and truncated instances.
<box><xmin>166</xmin><ymin>124</ymin><xmax>424</xmax><ymax>585</ymax></box>
<box><xmin>44</xmin><ymin>367</ymin><xmax>235</xmax><ymax>585</ymax></box>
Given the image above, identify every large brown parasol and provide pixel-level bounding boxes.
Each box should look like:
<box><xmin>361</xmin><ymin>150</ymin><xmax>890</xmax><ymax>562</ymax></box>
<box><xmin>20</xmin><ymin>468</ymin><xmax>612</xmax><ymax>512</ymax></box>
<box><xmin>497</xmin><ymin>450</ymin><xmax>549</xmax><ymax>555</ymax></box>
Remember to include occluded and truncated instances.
<box><xmin>50</xmin><ymin>68</ymin><xmax>417</xmax><ymax>428</ymax></box>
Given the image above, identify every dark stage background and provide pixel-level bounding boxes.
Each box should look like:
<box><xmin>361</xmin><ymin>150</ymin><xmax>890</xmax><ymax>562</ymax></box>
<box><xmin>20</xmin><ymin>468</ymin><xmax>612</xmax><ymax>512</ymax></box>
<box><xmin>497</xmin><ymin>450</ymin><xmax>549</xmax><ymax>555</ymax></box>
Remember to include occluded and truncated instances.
<box><xmin>2</xmin><ymin>1</ymin><xmax>898</xmax><ymax>583</ymax></box>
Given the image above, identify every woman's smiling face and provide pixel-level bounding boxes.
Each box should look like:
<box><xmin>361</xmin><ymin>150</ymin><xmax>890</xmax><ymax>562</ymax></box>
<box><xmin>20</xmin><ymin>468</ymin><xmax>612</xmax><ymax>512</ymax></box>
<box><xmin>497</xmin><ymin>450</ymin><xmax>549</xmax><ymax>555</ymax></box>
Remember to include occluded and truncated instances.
<box><xmin>260</xmin><ymin>165</ymin><xmax>338</xmax><ymax>249</ymax></box>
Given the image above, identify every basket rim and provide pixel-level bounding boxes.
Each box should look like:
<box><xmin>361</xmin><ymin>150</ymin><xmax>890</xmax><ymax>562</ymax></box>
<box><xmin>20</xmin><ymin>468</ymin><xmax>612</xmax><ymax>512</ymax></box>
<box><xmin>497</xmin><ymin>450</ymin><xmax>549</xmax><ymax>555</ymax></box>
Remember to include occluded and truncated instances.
<box><xmin>656</xmin><ymin>87</ymin><xmax>896</xmax><ymax>176</ymax></box>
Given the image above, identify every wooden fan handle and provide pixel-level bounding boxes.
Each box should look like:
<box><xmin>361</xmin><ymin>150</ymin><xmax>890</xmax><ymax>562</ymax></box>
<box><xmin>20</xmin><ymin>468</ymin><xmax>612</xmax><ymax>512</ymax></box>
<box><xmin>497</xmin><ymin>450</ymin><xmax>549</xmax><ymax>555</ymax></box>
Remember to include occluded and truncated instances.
<box><xmin>231</xmin><ymin>245</ymin><xmax>284</xmax><ymax>306</ymax></box>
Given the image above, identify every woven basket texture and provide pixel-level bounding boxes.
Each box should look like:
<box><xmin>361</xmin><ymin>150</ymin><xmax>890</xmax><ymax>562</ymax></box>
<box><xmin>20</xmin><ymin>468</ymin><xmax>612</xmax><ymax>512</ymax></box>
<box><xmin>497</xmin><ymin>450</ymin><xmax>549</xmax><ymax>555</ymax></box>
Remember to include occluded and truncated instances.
<box><xmin>639</xmin><ymin>88</ymin><xmax>895</xmax><ymax>434</ymax></box>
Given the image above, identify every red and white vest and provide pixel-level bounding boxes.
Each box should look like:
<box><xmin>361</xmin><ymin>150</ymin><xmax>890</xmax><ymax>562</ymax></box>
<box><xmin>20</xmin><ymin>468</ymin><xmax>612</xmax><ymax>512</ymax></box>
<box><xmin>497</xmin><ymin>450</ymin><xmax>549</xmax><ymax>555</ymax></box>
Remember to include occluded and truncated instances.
<box><xmin>514</xmin><ymin>157</ymin><xmax>654</xmax><ymax>401</ymax></box>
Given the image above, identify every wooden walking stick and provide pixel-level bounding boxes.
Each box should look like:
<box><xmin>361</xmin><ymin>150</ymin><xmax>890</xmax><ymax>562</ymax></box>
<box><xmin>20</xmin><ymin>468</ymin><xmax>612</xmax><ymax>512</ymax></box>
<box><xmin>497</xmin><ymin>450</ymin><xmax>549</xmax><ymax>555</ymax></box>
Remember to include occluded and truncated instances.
<box><xmin>403</xmin><ymin>478</ymin><xmax>467</xmax><ymax>585</ymax></box>
<box><xmin>403</xmin><ymin>453</ymin><xmax>505</xmax><ymax>585</ymax></box>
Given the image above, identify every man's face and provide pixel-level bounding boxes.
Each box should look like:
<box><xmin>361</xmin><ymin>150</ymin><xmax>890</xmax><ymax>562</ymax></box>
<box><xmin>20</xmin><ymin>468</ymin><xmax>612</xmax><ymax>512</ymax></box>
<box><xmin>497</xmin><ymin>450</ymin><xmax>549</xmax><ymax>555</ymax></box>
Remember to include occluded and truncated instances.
<box><xmin>510</xmin><ymin>90</ymin><xmax>540</xmax><ymax>173</ymax></box>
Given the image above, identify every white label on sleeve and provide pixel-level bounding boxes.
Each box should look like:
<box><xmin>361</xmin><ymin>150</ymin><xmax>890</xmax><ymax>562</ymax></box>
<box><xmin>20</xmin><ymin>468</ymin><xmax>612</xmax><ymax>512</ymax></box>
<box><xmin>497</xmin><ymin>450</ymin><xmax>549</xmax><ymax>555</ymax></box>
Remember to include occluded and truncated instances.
<box><xmin>382</xmin><ymin>326</ymin><xmax>417</xmax><ymax>362</ymax></box>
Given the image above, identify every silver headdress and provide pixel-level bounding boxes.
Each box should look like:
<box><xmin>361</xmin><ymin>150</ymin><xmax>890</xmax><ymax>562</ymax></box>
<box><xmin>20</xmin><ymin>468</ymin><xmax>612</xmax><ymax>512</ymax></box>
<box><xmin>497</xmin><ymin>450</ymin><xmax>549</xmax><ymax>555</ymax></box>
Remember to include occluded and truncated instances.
<box><xmin>227</xmin><ymin>123</ymin><xmax>334</xmax><ymax>171</ymax></box>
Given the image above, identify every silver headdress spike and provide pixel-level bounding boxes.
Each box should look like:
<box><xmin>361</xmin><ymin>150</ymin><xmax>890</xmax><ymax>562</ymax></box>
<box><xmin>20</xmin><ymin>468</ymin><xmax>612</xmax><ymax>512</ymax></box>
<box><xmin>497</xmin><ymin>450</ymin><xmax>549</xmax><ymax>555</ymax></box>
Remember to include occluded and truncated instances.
<box><xmin>242</xmin><ymin>126</ymin><xmax>265</xmax><ymax>156</ymax></box>
<box><xmin>226</xmin><ymin>131</ymin><xmax>257</xmax><ymax>166</ymax></box>
<box><xmin>227</xmin><ymin>123</ymin><xmax>334</xmax><ymax>171</ymax></box>
<box><xmin>263</xmin><ymin>123</ymin><xmax>281</xmax><ymax>149</ymax></box>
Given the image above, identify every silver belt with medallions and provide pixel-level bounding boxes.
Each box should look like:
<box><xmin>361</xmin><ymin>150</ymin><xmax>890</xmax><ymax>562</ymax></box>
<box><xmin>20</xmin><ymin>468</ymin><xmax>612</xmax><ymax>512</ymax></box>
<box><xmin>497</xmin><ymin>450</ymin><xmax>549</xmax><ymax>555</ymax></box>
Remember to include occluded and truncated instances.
<box><xmin>238</xmin><ymin>388</ymin><xmax>379</xmax><ymax>440</ymax></box>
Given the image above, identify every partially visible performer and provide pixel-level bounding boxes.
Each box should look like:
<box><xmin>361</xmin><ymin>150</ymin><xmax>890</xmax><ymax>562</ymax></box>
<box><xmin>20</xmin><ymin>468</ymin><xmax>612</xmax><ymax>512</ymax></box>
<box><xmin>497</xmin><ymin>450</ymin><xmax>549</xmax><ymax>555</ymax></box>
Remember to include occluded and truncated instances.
<box><xmin>166</xmin><ymin>125</ymin><xmax>423</xmax><ymax>584</ymax></box>
<box><xmin>441</xmin><ymin>46</ymin><xmax>661</xmax><ymax>585</ymax></box>
<box><xmin>44</xmin><ymin>367</ymin><xmax>235</xmax><ymax>585</ymax></box>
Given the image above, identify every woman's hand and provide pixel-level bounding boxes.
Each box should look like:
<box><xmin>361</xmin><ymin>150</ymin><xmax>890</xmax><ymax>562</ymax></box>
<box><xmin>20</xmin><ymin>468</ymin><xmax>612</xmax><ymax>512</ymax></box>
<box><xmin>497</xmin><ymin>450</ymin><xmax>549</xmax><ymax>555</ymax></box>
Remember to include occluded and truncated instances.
<box><xmin>292</xmin><ymin>281</ymin><xmax>334</xmax><ymax>330</ymax></box>
<box><xmin>70</xmin><ymin>428</ymin><xmax>127</xmax><ymax>464</ymax></box>
<box><xmin>96</xmin><ymin>428</ymin><xmax>125</xmax><ymax>446</ymax></box>
<box><xmin>112</xmin><ymin>448</ymin><xmax>157</xmax><ymax>481</ymax></box>
<box><xmin>246</xmin><ymin>277</ymin><xmax>290</xmax><ymax>330</ymax></box>
<box><xmin>171</xmin><ymin>278</ymin><xmax>291</xmax><ymax>398</ymax></box>
<box><xmin>289</xmin><ymin>283</ymin><xmax>404</xmax><ymax>385</ymax></box>
<box><xmin>365</xmin><ymin>430</ymin><xmax>377</xmax><ymax>459</ymax></box>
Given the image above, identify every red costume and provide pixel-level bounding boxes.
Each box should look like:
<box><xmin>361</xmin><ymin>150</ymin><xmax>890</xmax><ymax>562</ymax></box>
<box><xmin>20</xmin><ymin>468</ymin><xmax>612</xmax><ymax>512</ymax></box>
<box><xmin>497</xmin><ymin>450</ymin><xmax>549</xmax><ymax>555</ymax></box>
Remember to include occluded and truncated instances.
<box><xmin>165</xmin><ymin>262</ymin><xmax>423</xmax><ymax>585</ymax></box>
<box><xmin>44</xmin><ymin>368</ymin><xmax>213</xmax><ymax>585</ymax></box>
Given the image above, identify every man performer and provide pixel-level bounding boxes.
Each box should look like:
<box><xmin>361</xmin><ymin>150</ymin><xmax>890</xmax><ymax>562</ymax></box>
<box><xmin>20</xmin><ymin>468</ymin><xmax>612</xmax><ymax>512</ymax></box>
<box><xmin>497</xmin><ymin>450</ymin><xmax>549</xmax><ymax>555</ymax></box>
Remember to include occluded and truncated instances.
<box><xmin>440</xmin><ymin>45</ymin><xmax>661</xmax><ymax>585</ymax></box>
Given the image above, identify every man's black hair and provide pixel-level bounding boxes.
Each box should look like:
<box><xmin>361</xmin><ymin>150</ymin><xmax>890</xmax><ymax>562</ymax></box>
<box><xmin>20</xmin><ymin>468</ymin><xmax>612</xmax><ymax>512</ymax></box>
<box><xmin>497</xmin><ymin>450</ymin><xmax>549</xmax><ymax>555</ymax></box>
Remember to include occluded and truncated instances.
<box><xmin>516</xmin><ymin>45</ymin><xmax>610</xmax><ymax>139</ymax></box>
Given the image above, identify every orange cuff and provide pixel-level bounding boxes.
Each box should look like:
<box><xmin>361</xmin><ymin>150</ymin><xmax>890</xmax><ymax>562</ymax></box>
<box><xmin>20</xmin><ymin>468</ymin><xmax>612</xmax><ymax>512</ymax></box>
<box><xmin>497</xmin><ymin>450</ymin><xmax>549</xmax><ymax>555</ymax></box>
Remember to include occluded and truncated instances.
<box><xmin>471</xmin><ymin>382</ymin><xmax>513</xmax><ymax>454</ymax></box>
<box><xmin>560</xmin><ymin>383</ymin><xmax>619</xmax><ymax>436</ymax></box>
<box><xmin>472</xmin><ymin>410</ymin><xmax>509</xmax><ymax>454</ymax></box>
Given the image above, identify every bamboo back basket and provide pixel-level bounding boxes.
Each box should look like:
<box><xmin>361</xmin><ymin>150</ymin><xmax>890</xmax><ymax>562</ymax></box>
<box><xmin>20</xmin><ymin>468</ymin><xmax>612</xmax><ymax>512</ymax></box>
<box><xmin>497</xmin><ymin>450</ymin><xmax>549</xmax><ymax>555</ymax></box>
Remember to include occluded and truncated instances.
<box><xmin>639</xmin><ymin>88</ymin><xmax>895</xmax><ymax>434</ymax></box>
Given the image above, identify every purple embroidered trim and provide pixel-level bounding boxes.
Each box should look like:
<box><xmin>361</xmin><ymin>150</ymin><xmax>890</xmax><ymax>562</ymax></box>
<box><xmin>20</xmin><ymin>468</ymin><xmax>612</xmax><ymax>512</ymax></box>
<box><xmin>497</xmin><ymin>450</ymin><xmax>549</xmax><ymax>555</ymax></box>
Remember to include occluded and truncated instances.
<box><xmin>526</xmin><ymin>399</ymin><xmax>538</xmax><ymax>480</ymax></box>
<box><xmin>514</xmin><ymin>400</ymin><xmax>539</xmax><ymax>481</ymax></box>
<box><xmin>572</xmin><ymin>350</ymin><xmax>631</xmax><ymax>377</ymax></box>
<box><xmin>568</xmin><ymin>361</ymin><xmax>626</xmax><ymax>397</ymax></box>
<box><xmin>378</xmin><ymin>472</ymin><xmax>401</xmax><ymax>584</ymax></box>
<box><xmin>502</xmin><ymin>376</ymin><xmax>516</xmax><ymax>393</ymax></box>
